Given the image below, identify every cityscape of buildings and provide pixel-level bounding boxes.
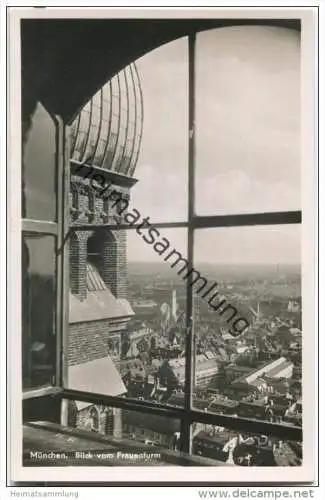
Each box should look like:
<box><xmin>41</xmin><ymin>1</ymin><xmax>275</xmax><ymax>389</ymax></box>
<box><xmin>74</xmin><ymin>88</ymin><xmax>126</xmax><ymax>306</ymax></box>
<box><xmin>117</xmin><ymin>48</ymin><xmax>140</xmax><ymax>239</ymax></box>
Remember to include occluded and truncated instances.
<box><xmin>65</xmin><ymin>88</ymin><xmax>302</xmax><ymax>462</ymax></box>
<box><xmin>67</xmin><ymin>235</ymin><xmax>302</xmax><ymax>467</ymax></box>
<box><xmin>22</xmin><ymin>24</ymin><xmax>302</xmax><ymax>468</ymax></box>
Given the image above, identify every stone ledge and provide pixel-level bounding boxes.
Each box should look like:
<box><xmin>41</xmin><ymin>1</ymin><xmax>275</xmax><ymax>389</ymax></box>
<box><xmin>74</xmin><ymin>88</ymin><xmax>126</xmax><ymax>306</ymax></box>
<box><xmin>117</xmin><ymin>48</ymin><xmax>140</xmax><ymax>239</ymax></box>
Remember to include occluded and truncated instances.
<box><xmin>24</xmin><ymin>421</ymin><xmax>232</xmax><ymax>467</ymax></box>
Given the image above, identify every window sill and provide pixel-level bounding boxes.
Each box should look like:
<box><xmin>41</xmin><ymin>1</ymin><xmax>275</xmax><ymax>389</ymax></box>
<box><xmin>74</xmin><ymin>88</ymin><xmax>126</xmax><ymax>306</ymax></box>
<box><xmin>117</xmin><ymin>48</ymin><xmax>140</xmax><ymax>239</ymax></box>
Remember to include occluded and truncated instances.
<box><xmin>23</xmin><ymin>421</ymin><xmax>232</xmax><ymax>467</ymax></box>
<box><xmin>23</xmin><ymin>386</ymin><xmax>62</xmax><ymax>400</ymax></box>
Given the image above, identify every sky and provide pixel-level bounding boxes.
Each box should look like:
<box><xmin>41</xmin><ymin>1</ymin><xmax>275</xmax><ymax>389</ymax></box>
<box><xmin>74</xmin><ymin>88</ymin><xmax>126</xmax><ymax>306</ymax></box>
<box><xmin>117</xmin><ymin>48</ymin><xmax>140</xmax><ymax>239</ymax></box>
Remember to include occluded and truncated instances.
<box><xmin>127</xmin><ymin>26</ymin><xmax>301</xmax><ymax>265</ymax></box>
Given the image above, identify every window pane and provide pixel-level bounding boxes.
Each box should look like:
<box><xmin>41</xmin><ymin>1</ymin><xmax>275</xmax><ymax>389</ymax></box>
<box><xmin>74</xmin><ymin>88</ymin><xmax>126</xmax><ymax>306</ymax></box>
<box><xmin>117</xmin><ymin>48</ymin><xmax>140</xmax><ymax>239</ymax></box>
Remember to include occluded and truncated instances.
<box><xmin>22</xmin><ymin>233</ymin><xmax>56</xmax><ymax>390</ymax></box>
<box><xmin>191</xmin><ymin>423</ymin><xmax>302</xmax><ymax>466</ymax></box>
<box><xmin>22</xmin><ymin>102</ymin><xmax>57</xmax><ymax>221</ymax></box>
<box><xmin>195</xmin><ymin>27</ymin><xmax>300</xmax><ymax>215</ymax></box>
<box><xmin>67</xmin><ymin>227</ymin><xmax>187</xmax><ymax>406</ymax></box>
<box><xmin>192</xmin><ymin>226</ymin><xmax>302</xmax><ymax>442</ymax></box>
<box><xmin>131</xmin><ymin>37</ymin><xmax>188</xmax><ymax>222</ymax></box>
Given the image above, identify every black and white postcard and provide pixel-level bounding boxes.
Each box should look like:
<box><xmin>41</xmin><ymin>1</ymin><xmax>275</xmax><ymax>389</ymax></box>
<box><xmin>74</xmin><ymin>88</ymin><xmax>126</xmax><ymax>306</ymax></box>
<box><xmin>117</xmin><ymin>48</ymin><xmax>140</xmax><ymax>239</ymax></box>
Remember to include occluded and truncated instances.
<box><xmin>6</xmin><ymin>5</ymin><xmax>319</xmax><ymax>486</ymax></box>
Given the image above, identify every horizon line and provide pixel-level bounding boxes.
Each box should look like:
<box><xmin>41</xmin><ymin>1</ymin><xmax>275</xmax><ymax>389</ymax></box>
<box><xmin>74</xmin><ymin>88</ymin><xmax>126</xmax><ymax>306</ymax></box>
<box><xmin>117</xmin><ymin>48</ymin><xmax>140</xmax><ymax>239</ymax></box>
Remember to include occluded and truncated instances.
<box><xmin>127</xmin><ymin>260</ymin><xmax>301</xmax><ymax>266</ymax></box>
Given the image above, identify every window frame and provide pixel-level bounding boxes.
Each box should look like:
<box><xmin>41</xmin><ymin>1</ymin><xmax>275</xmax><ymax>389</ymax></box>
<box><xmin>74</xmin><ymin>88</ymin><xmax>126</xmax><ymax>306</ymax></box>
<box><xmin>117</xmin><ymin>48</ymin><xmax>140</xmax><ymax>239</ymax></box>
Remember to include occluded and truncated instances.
<box><xmin>22</xmin><ymin>30</ymin><xmax>303</xmax><ymax>453</ymax></box>
<box><xmin>22</xmin><ymin>114</ymin><xmax>70</xmax><ymax>398</ymax></box>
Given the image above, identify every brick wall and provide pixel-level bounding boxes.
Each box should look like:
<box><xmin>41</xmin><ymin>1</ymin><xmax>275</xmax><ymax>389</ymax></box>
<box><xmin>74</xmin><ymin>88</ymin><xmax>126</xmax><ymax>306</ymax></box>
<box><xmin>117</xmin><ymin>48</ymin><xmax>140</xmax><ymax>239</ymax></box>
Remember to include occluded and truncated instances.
<box><xmin>68</xmin><ymin>172</ymin><xmax>132</xmax><ymax>434</ymax></box>
<box><xmin>69</xmin><ymin>175</ymin><xmax>129</xmax><ymax>301</ymax></box>
<box><xmin>103</xmin><ymin>229</ymin><xmax>127</xmax><ymax>298</ymax></box>
<box><xmin>68</xmin><ymin>319</ymin><xmax>126</xmax><ymax>366</ymax></box>
<box><xmin>69</xmin><ymin>231</ymin><xmax>89</xmax><ymax>300</ymax></box>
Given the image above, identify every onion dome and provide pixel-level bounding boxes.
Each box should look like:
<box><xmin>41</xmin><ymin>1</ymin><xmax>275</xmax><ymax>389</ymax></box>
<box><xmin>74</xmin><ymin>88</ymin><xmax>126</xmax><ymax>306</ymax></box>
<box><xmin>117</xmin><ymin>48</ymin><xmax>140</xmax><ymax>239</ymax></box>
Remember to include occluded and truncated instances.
<box><xmin>70</xmin><ymin>63</ymin><xmax>143</xmax><ymax>178</ymax></box>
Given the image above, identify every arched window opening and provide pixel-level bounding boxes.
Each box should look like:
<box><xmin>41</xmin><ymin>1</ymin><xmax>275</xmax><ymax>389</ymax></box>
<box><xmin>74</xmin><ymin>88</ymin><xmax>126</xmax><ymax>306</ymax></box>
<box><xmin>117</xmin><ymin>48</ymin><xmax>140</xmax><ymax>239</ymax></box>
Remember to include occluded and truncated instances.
<box><xmin>86</xmin><ymin>229</ymin><xmax>118</xmax><ymax>293</ymax></box>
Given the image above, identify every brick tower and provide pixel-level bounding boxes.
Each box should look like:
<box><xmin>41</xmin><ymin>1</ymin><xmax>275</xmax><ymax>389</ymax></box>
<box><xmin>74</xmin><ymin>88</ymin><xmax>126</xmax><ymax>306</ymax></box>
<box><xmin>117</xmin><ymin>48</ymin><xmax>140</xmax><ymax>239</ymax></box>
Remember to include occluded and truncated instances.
<box><xmin>65</xmin><ymin>63</ymin><xmax>143</xmax><ymax>435</ymax></box>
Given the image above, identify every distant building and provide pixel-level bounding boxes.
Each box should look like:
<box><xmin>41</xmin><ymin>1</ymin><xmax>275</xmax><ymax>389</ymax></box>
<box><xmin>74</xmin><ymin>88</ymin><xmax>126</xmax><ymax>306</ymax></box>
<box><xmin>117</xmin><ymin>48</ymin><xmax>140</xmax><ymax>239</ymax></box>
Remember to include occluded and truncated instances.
<box><xmin>122</xmin><ymin>410</ymin><xmax>180</xmax><ymax>448</ymax></box>
<box><xmin>193</xmin><ymin>431</ymin><xmax>278</xmax><ymax>466</ymax></box>
<box><xmin>132</xmin><ymin>299</ymin><xmax>158</xmax><ymax>318</ymax></box>
<box><xmin>193</xmin><ymin>430</ymin><xmax>232</xmax><ymax>463</ymax></box>
<box><xmin>263</xmin><ymin>377</ymin><xmax>291</xmax><ymax>395</ymax></box>
<box><xmin>237</xmin><ymin>399</ymin><xmax>267</xmax><ymax>420</ymax></box>
<box><xmin>292</xmin><ymin>364</ymin><xmax>302</xmax><ymax>380</ymax></box>
<box><xmin>273</xmin><ymin>441</ymin><xmax>302</xmax><ymax>466</ymax></box>
<box><xmin>232</xmin><ymin>356</ymin><xmax>293</xmax><ymax>388</ymax></box>
<box><xmin>284</xmin><ymin>398</ymin><xmax>302</xmax><ymax>426</ymax></box>
<box><xmin>167</xmin><ymin>394</ymin><xmax>210</xmax><ymax>411</ymax></box>
<box><xmin>209</xmin><ymin>399</ymin><xmax>239</xmax><ymax>416</ymax></box>
<box><xmin>235</xmin><ymin>345</ymin><xmax>250</xmax><ymax>355</ymax></box>
<box><xmin>237</xmin><ymin>396</ymin><xmax>290</xmax><ymax>422</ymax></box>
<box><xmin>158</xmin><ymin>354</ymin><xmax>221</xmax><ymax>392</ymax></box>
<box><xmin>225</xmin><ymin>364</ymin><xmax>253</xmax><ymax>383</ymax></box>
<box><xmin>287</xmin><ymin>300</ymin><xmax>300</xmax><ymax>313</ymax></box>
<box><xmin>123</xmin><ymin>324</ymin><xmax>153</xmax><ymax>360</ymax></box>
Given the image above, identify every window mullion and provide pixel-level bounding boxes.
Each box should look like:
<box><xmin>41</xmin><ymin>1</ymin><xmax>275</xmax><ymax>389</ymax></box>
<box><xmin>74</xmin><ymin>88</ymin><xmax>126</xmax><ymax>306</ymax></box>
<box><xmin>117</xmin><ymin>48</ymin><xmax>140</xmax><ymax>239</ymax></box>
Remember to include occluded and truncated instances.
<box><xmin>192</xmin><ymin>211</ymin><xmax>302</xmax><ymax>229</ymax></box>
<box><xmin>181</xmin><ymin>32</ymin><xmax>196</xmax><ymax>455</ymax></box>
<box><xmin>72</xmin><ymin>221</ymin><xmax>189</xmax><ymax>231</ymax></box>
<box><xmin>55</xmin><ymin>118</ymin><xmax>71</xmax><ymax>391</ymax></box>
<box><xmin>55</xmin><ymin>119</ymin><xmax>72</xmax><ymax>426</ymax></box>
